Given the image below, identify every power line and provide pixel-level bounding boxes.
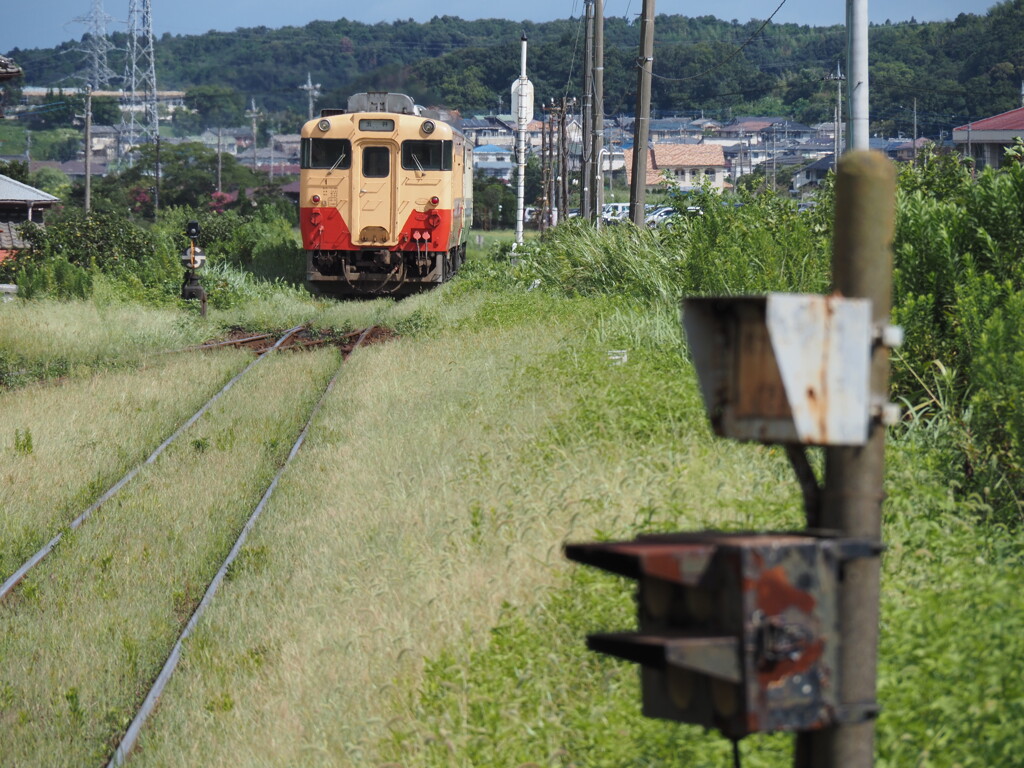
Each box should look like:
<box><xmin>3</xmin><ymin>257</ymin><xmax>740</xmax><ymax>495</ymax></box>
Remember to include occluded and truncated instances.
<box><xmin>649</xmin><ymin>0</ymin><xmax>788</xmax><ymax>84</ymax></box>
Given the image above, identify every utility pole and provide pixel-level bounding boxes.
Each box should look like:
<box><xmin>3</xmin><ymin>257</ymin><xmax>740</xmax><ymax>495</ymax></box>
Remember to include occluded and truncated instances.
<box><xmin>581</xmin><ymin>0</ymin><xmax>594</xmax><ymax>221</ymax></box>
<box><xmin>591</xmin><ymin>0</ymin><xmax>605</xmax><ymax>221</ymax></box>
<box><xmin>795</xmin><ymin>150</ymin><xmax>895</xmax><ymax>768</ymax></box>
<box><xmin>847</xmin><ymin>0</ymin><xmax>869</xmax><ymax>150</ymax></box>
<box><xmin>511</xmin><ymin>34</ymin><xmax>534</xmax><ymax>246</ymax></box>
<box><xmin>771</xmin><ymin>124</ymin><xmax>778</xmax><ymax>190</ymax></box>
<box><xmin>247</xmin><ymin>98</ymin><xmax>259</xmax><ymax>172</ymax></box>
<box><xmin>84</xmin><ymin>85</ymin><xmax>93</xmax><ymax>214</ymax></box>
<box><xmin>300</xmin><ymin>73</ymin><xmax>321</xmax><ymax>120</ymax></box>
<box><xmin>540</xmin><ymin>114</ymin><xmax>550</xmax><ymax>231</ymax></box>
<box><xmin>559</xmin><ymin>97</ymin><xmax>569</xmax><ymax>218</ymax></box>
<box><xmin>153</xmin><ymin>135</ymin><xmax>160</xmax><ymax>217</ymax></box>
<box><xmin>216</xmin><ymin>127</ymin><xmax>223</xmax><ymax>194</ymax></box>
<box><xmin>824</xmin><ymin>63</ymin><xmax>845</xmax><ymax>158</ymax></box>
<box><xmin>629</xmin><ymin>0</ymin><xmax>654</xmax><ymax>226</ymax></box>
<box><xmin>913</xmin><ymin>98</ymin><xmax>918</xmax><ymax>163</ymax></box>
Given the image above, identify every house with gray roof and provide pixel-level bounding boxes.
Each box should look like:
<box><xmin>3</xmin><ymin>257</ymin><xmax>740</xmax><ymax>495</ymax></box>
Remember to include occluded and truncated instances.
<box><xmin>0</xmin><ymin>174</ymin><xmax>59</xmax><ymax>261</ymax></box>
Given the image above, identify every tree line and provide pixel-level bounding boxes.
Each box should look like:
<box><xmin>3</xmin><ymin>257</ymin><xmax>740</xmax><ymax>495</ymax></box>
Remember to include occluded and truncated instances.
<box><xmin>3</xmin><ymin>2</ymin><xmax>1024</xmax><ymax>136</ymax></box>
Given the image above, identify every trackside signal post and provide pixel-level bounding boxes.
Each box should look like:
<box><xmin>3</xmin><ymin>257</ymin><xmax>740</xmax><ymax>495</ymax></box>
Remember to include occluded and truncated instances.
<box><xmin>180</xmin><ymin>219</ymin><xmax>207</xmax><ymax>316</ymax></box>
<box><xmin>565</xmin><ymin>151</ymin><xmax>898</xmax><ymax>767</ymax></box>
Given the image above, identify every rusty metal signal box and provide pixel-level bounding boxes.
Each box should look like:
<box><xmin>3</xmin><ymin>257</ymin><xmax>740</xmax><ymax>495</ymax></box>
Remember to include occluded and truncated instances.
<box><xmin>682</xmin><ymin>294</ymin><xmax>876</xmax><ymax>446</ymax></box>
<box><xmin>565</xmin><ymin>531</ymin><xmax>879</xmax><ymax>739</ymax></box>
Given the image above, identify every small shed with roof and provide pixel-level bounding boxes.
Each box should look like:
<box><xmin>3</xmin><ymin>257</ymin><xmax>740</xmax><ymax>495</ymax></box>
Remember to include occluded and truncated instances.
<box><xmin>0</xmin><ymin>174</ymin><xmax>59</xmax><ymax>261</ymax></box>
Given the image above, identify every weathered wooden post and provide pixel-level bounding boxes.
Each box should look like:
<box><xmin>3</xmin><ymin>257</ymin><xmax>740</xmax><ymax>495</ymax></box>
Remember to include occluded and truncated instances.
<box><xmin>795</xmin><ymin>149</ymin><xmax>896</xmax><ymax>768</ymax></box>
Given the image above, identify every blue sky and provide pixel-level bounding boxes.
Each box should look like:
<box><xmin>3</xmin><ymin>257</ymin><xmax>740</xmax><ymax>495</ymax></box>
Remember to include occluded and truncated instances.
<box><xmin>2</xmin><ymin>0</ymin><xmax>995</xmax><ymax>53</ymax></box>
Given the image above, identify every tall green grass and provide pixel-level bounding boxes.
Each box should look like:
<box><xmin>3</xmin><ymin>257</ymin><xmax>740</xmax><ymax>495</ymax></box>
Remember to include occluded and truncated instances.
<box><xmin>0</xmin><ymin>351</ymin><xmax>339</xmax><ymax>766</ymax></box>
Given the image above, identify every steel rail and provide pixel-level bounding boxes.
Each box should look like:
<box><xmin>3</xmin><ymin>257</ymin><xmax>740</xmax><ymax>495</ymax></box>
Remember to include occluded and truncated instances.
<box><xmin>107</xmin><ymin>327</ymin><xmax>374</xmax><ymax>767</ymax></box>
<box><xmin>0</xmin><ymin>325</ymin><xmax>307</xmax><ymax>602</ymax></box>
<box><xmin>191</xmin><ymin>332</ymin><xmax>275</xmax><ymax>350</ymax></box>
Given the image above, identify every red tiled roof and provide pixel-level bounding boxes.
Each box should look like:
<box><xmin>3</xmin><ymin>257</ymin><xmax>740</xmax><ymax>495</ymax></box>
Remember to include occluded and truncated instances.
<box><xmin>623</xmin><ymin>144</ymin><xmax>727</xmax><ymax>186</ymax></box>
<box><xmin>955</xmin><ymin>106</ymin><xmax>1024</xmax><ymax>132</ymax></box>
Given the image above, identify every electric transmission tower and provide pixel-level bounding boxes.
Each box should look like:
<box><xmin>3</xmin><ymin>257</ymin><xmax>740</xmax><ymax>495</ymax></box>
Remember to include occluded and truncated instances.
<box><xmin>122</xmin><ymin>0</ymin><xmax>159</xmax><ymax>150</ymax></box>
<box><xmin>74</xmin><ymin>0</ymin><xmax>117</xmax><ymax>89</ymax></box>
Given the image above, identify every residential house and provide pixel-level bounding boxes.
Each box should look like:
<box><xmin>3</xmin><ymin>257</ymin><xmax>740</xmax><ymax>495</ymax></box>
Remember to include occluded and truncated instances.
<box><xmin>88</xmin><ymin>125</ymin><xmax>121</xmax><ymax>163</ymax></box>
<box><xmin>888</xmin><ymin>137</ymin><xmax>931</xmax><ymax>162</ymax></box>
<box><xmin>791</xmin><ymin>154</ymin><xmax>836</xmax><ymax>193</ymax></box>
<box><xmin>720</xmin><ymin>117</ymin><xmax>788</xmax><ymax>145</ymax></box>
<box><xmin>461</xmin><ymin>116</ymin><xmax>516</xmax><ymax>148</ymax></box>
<box><xmin>472</xmin><ymin>144</ymin><xmax>515</xmax><ymax>182</ymax></box>
<box><xmin>761</xmin><ymin>120</ymin><xmax>816</xmax><ymax>145</ymax></box>
<box><xmin>30</xmin><ymin>160</ymin><xmax>109</xmax><ymax>181</ymax></box>
<box><xmin>720</xmin><ymin>141</ymin><xmax>771</xmax><ymax>179</ymax></box>
<box><xmin>0</xmin><ymin>174</ymin><xmax>59</xmax><ymax>262</ymax></box>
<box><xmin>954</xmin><ymin>107</ymin><xmax>1024</xmax><ymax>170</ymax></box>
<box><xmin>647</xmin><ymin>118</ymin><xmax>704</xmax><ymax>143</ymax></box>
<box><xmin>623</xmin><ymin>144</ymin><xmax>728</xmax><ymax>192</ymax></box>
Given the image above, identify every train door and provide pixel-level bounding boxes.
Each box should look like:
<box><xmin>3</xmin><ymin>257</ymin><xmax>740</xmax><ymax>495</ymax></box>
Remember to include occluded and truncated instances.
<box><xmin>354</xmin><ymin>143</ymin><xmax>397</xmax><ymax>246</ymax></box>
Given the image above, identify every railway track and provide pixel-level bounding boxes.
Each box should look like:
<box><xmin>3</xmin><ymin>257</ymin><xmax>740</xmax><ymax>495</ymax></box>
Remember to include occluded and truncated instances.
<box><xmin>107</xmin><ymin>325</ymin><xmax>377</xmax><ymax>766</ymax></box>
<box><xmin>1</xmin><ymin>324</ymin><xmax>388</xmax><ymax>764</ymax></box>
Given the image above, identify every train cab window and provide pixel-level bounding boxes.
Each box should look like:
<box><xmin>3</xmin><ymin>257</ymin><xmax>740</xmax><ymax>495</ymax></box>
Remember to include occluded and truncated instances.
<box><xmin>301</xmin><ymin>138</ymin><xmax>351</xmax><ymax>170</ymax></box>
<box><xmin>362</xmin><ymin>147</ymin><xmax>390</xmax><ymax>178</ymax></box>
<box><xmin>401</xmin><ymin>140</ymin><xmax>453</xmax><ymax>171</ymax></box>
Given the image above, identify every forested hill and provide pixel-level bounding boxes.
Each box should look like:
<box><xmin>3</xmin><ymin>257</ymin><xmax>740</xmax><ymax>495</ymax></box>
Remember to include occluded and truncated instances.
<box><xmin>5</xmin><ymin>1</ymin><xmax>1024</xmax><ymax>136</ymax></box>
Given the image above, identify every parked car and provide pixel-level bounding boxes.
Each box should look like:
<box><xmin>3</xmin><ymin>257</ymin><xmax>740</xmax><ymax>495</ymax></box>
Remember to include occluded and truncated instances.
<box><xmin>601</xmin><ymin>202</ymin><xmax>630</xmax><ymax>223</ymax></box>
<box><xmin>644</xmin><ymin>206</ymin><xmax>678</xmax><ymax>227</ymax></box>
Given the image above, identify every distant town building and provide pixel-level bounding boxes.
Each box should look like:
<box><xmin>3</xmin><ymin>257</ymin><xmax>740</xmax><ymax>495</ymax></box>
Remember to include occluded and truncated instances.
<box><xmin>953</xmin><ymin>107</ymin><xmax>1024</xmax><ymax>170</ymax></box>
<box><xmin>472</xmin><ymin>144</ymin><xmax>515</xmax><ymax>182</ymax></box>
<box><xmin>623</xmin><ymin>144</ymin><xmax>728</xmax><ymax>192</ymax></box>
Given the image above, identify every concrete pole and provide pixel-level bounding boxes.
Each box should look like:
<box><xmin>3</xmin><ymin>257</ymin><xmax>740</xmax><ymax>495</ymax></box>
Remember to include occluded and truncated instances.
<box><xmin>913</xmin><ymin>98</ymin><xmax>918</xmax><ymax>163</ymax></box>
<box><xmin>581</xmin><ymin>1</ymin><xmax>594</xmax><ymax>221</ymax></box>
<box><xmin>847</xmin><ymin>0</ymin><xmax>869</xmax><ymax>150</ymax></box>
<box><xmin>84</xmin><ymin>86</ymin><xmax>92</xmax><ymax>214</ymax></box>
<box><xmin>515</xmin><ymin>35</ymin><xmax>529</xmax><ymax>246</ymax></box>
<box><xmin>591</xmin><ymin>0</ymin><xmax>605</xmax><ymax>221</ymax></box>
<box><xmin>795</xmin><ymin>150</ymin><xmax>895</xmax><ymax>768</ymax></box>
<box><xmin>217</xmin><ymin>127</ymin><xmax>223</xmax><ymax>194</ymax></box>
<box><xmin>629</xmin><ymin>0</ymin><xmax>654</xmax><ymax>226</ymax></box>
<box><xmin>249</xmin><ymin>99</ymin><xmax>259</xmax><ymax>172</ymax></box>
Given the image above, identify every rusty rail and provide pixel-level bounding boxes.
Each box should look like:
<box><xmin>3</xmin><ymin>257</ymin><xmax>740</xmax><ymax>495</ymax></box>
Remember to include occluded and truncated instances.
<box><xmin>0</xmin><ymin>326</ymin><xmax>307</xmax><ymax>602</ymax></box>
<box><xmin>106</xmin><ymin>327</ymin><xmax>376</xmax><ymax>766</ymax></box>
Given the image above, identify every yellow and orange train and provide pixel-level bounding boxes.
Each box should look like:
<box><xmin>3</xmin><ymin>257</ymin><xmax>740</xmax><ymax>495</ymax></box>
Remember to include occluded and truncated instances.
<box><xmin>299</xmin><ymin>92</ymin><xmax>473</xmax><ymax>297</ymax></box>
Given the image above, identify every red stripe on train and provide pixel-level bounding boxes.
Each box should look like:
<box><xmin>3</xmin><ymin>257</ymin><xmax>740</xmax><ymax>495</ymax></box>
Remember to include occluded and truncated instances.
<box><xmin>300</xmin><ymin>208</ymin><xmax>453</xmax><ymax>251</ymax></box>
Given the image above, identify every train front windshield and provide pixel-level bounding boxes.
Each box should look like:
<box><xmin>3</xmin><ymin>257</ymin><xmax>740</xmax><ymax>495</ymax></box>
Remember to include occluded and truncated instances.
<box><xmin>402</xmin><ymin>140</ymin><xmax>453</xmax><ymax>171</ymax></box>
<box><xmin>302</xmin><ymin>138</ymin><xmax>352</xmax><ymax>169</ymax></box>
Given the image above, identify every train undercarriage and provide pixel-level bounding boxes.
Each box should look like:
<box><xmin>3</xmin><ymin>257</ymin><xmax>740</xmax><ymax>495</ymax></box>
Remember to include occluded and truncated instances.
<box><xmin>305</xmin><ymin>244</ymin><xmax>466</xmax><ymax>298</ymax></box>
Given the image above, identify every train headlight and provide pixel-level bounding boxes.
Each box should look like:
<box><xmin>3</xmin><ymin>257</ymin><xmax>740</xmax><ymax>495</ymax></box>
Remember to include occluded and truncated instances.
<box><xmin>312</xmin><ymin>194</ymin><xmax>321</xmax><ymax>204</ymax></box>
<box><xmin>430</xmin><ymin>196</ymin><xmax>439</xmax><ymax>205</ymax></box>
<box><xmin>421</xmin><ymin>120</ymin><xmax>436</xmax><ymax>135</ymax></box>
<box><xmin>317</xmin><ymin>119</ymin><xmax>331</xmax><ymax>132</ymax></box>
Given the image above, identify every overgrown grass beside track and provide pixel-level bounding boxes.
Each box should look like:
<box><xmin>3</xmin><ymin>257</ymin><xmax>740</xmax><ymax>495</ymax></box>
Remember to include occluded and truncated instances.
<box><xmin>1</xmin><ymin>153</ymin><xmax>1021</xmax><ymax>766</ymax></box>
<box><xmin>0</xmin><ymin>351</ymin><xmax>339</xmax><ymax>766</ymax></box>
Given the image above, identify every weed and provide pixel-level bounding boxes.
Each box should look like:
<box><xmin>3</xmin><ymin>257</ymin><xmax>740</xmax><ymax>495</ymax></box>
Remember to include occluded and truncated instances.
<box><xmin>64</xmin><ymin>687</ymin><xmax>84</xmax><ymax>727</ymax></box>
<box><xmin>14</xmin><ymin>427</ymin><xmax>33</xmax><ymax>455</ymax></box>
